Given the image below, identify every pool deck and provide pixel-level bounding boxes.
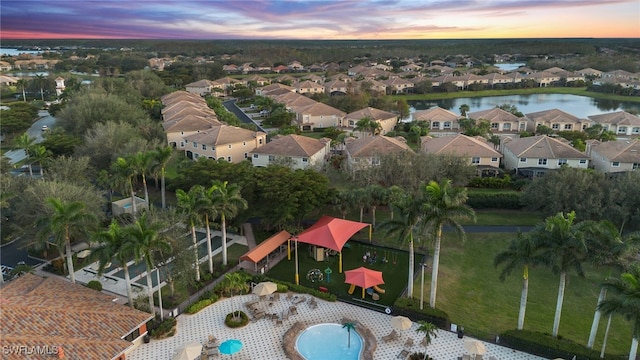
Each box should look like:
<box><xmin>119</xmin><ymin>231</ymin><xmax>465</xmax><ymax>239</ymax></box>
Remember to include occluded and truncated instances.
<box><xmin>128</xmin><ymin>294</ymin><xmax>546</xmax><ymax>360</ymax></box>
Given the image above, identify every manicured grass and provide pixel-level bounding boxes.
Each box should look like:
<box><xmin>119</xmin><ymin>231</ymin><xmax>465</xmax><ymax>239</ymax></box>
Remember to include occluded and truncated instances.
<box><xmin>461</xmin><ymin>210</ymin><xmax>542</xmax><ymax>226</ymax></box>
<box><xmin>413</xmin><ymin>232</ymin><xmax>631</xmax><ymax>356</ymax></box>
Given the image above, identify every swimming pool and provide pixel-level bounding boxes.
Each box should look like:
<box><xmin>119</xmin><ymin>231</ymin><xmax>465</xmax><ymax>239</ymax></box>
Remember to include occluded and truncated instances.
<box><xmin>295</xmin><ymin>323</ymin><xmax>363</xmax><ymax>360</ymax></box>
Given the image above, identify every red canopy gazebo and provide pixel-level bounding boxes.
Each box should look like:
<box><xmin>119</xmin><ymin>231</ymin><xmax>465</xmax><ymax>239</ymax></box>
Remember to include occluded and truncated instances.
<box><xmin>294</xmin><ymin>216</ymin><xmax>369</xmax><ymax>273</ymax></box>
<box><xmin>344</xmin><ymin>267</ymin><xmax>385</xmax><ymax>299</ymax></box>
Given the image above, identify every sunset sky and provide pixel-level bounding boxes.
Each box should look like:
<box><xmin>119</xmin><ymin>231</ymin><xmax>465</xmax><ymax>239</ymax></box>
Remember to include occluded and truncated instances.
<box><xmin>1</xmin><ymin>0</ymin><xmax>638</xmax><ymax>40</ymax></box>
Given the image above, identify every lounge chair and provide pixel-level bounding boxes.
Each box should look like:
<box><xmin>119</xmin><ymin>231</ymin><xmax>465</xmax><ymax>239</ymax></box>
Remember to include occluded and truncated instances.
<box><xmin>396</xmin><ymin>349</ymin><xmax>410</xmax><ymax>359</ymax></box>
<box><xmin>404</xmin><ymin>337</ymin><xmax>414</xmax><ymax>348</ymax></box>
<box><xmin>420</xmin><ymin>337</ymin><xmax>427</xmax><ymax>347</ymax></box>
<box><xmin>273</xmin><ymin>293</ymin><xmax>280</xmax><ymax>301</ymax></box>
<box><xmin>252</xmin><ymin>311</ymin><xmax>265</xmax><ymax>322</ymax></box>
<box><xmin>382</xmin><ymin>329</ymin><xmax>398</xmax><ymax>342</ymax></box>
<box><xmin>289</xmin><ymin>306</ymin><xmax>297</xmax><ymax>315</ymax></box>
<box><xmin>308</xmin><ymin>298</ymin><xmax>318</xmax><ymax>309</ymax></box>
<box><xmin>461</xmin><ymin>355</ymin><xmax>471</xmax><ymax>360</ymax></box>
<box><xmin>208</xmin><ymin>335</ymin><xmax>217</xmax><ymax>344</ymax></box>
<box><xmin>475</xmin><ymin>355</ymin><xmax>484</xmax><ymax>360</ymax></box>
<box><xmin>286</xmin><ymin>292</ymin><xmax>293</xmax><ymax>301</ymax></box>
<box><xmin>293</xmin><ymin>296</ymin><xmax>306</xmax><ymax>304</ymax></box>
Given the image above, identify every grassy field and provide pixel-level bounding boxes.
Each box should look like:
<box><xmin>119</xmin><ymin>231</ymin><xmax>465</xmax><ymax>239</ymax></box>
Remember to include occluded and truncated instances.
<box><xmin>264</xmin><ymin>230</ymin><xmax>632</xmax><ymax>357</ymax></box>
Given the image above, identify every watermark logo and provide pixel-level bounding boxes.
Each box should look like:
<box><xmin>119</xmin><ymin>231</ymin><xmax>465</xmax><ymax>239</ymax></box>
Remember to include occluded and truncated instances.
<box><xmin>3</xmin><ymin>345</ymin><xmax>60</xmax><ymax>356</ymax></box>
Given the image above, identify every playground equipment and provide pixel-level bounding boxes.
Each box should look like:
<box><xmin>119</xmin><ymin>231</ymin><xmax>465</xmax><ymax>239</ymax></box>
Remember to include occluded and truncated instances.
<box><xmin>306</xmin><ymin>268</ymin><xmax>324</xmax><ymax>283</ymax></box>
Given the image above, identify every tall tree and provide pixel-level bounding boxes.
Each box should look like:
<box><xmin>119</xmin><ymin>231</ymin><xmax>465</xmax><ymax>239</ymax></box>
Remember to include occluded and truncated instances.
<box><xmin>176</xmin><ymin>185</ymin><xmax>207</xmax><ymax>282</ymax></box>
<box><xmin>416</xmin><ymin>320</ymin><xmax>438</xmax><ymax>360</ymax></box>
<box><xmin>367</xmin><ymin>184</ymin><xmax>388</xmax><ymax>229</ymax></box>
<box><xmin>378</xmin><ymin>197</ymin><xmax>421</xmax><ymax>298</ymax></box>
<box><xmin>126</xmin><ymin>212</ymin><xmax>171</xmax><ymax>316</ymax></box>
<box><xmin>535</xmin><ymin>211</ymin><xmax>590</xmax><ymax>338</ymax></box>
<box><xmin>211</xmin><ymin>181</ymin><xmax>247</xmax><ymax>266</ymax></box>
<box><xmin>151</xmin><ymin>146</ymin><xmax>173</xmax><ymax>209</ymax></box>
<box><xmin>111</xmin><ymin>156</ymin><xmax>138</xmax><ymax>219</ymax></box>
<box><xmin>129</xmin><ymin>151</ymin><xmax>154</xmax><ymax>206</ymax></box>
<box><xmin>29</xmin><ymin>145</ymin><xmax>51</xmax><ymax>178</ymax></box>
<box><xmin>459</xmin><ymin>104</ymin><xmax>470</xmax><ymax>117</ymax></box>
<box><xmin>37</xmin><ymin>198</ymin><xmax>97</xmax><ymax>283</ymax></box>
<box><xmin>91</xmin><ymin>220</ymin><xmax>135</xmax><ymax>307</ymax></box>
<box><xmin>597</xmin><ymin>264</ymin><xmax>640</xmax><ymax>360</ymax></box>
<box><xmin>420</xmin><ymin>179</ymin><xmax>475</xmax><ymax>308</ymax></box>
<box><xmin>15</xmin><ymin>132</ymin><xmax>36</xmax><ymax>177</ymax></box>
<box><xmin>494</xmin><ymin>233</ymin><xmax>542</xmax><ymax>330</ymax></box>
<box><xmin>201</xmin><ymin>183</ymin><xmax>220</xmax><ymax>274</ymax></box>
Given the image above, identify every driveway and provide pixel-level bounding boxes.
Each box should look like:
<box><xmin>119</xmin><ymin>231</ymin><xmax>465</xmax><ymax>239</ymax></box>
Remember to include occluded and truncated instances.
<box><xmin>222</xmin><ymin>99</ymin><xmax>269</xmax><ymax>133</ymax></box>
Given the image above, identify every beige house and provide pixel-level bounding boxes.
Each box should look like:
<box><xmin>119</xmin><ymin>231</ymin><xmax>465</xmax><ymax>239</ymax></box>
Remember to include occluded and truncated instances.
<box><xmin>412</xmin><ymin>107</ymin><xmax>461</xmax><ymax>135</ymax></box>
<box><xmin>586</xmin><ymin>139</ymin><xmax>640</xmax><ymax>173</ymax></box>
<box><xmin>185</xmin><ymin>79</ymin><xmax>216</xmax><ymax>96</ymax></box>
<box><xmin>294</xmin><ymin>102</ymin><xmax>345</xmax><ymax>131</ymax></box>
<box><xmin>382</xmin><ymin>77</ymin><xmax>414</xmax><ymax>93</ymax></box>
<box><xmin>421</xmin><ymin>134</ymin><xmax>502</xmax><ymax>170</ymax></box>
<box><xmin>181</xmin><ymin>125</ymin><xmax>267</xmax><ymax>163</ymax></box>
<box><xmin>250</xmin><ymin>134</ymin><xmax>330</xmax><ymax>169</ymax></box>
<box><xmin>345</xmin><ymin>136</ymin><xmax>414</xmax><ymax>173</ymax></box>
<box><xmin>343</xmin><ymin>107</ymin><xmax>399</xmax><ymax>136</ymax></box>
<box><xmin>324</xmin><ymin>80</ymin><xmax>350</xmax><ymax>95</ymax></box>
<box><xmin>525</xmin><ymin>71</ymin><xmax>561</xmax><ymax>86</ymax></box>
<box><xmin>587</xmin><ymin>111</ymin><xmax>640</xmax><ymax>138</ymax></box>
<box><xmin>502</xmin><ymin>135</ymin><xmax>589</xmax><ymax>177</ymax></box>
<box><xmin>256</xmin><ymin>83</ymin><xmax>295</xmax><ymax>96</ymax></box>
<box><xmin>468</xmin><ymin>108</ymin><xmax>529</xmax><ymax>133</ymax></box>
<box><xmin>296</xmin><ymin>80</ymin><xmax>325</xmax><ymax>95</ymax></box>
<box><xmin>163</xmin><ymin>114</ymin><xmax>221</xmax><ymax>147</ymax></box>
<box><xmin>526</xmin><ymin>108</ymin><xmax>586</xmax><ymax>132</ymax></box>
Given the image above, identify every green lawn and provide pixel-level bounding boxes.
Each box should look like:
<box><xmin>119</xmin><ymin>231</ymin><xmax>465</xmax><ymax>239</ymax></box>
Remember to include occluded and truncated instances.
<box><xmin>264</xmin><ymin>230</ymin><xmax>631</xmax><ymax>357</ymax></box>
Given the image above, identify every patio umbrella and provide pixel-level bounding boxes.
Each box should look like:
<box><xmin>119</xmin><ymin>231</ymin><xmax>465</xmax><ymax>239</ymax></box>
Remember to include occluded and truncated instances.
<box><xmin>219</xmin><ymin>339</ymin><xmax>243</xmax><ymax>358</ymax></box>
<box><xmin>252</xmin><ymin>281</ymin><xmax>277</xmax><ymax>296</ymax></box>
<box><xmin>172</xmin><ymin>341</ymin><xmax>202</xmax><ymax>360</ymax></box>
<box><xmin>344</xmin><ymin>267</ymin><xmax>384</xmax><ymax>299</ymax></box>
<box><xmin>463</xmin><ymin>339</ymin><xmax>486</xmax><ymax>356</ymax></box>
<box><xmin>390</xmin><ymin>316</ymin><xmax>412</xmax><ymax>331</ymax></box>
<box><xmin>76</xmin><ymin>249</ymin><xmax>91</xmax><ymax>259</ymax></box>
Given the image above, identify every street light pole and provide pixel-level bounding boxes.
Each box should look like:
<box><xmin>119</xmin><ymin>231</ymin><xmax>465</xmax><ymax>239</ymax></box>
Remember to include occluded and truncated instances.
<box><xmin>156</xmin><ymin>267</ymin><xmax>163</xmax><ymax>321</ymax></box>
<box><xmin>420</xmin><ymin>263</ymin><xmax>425</xmax><ymax>310</ymax></box>
<box><xmin>294</xmin><ymin>237</ymin><xmax>300</xmax><ymax>285</ymax></box>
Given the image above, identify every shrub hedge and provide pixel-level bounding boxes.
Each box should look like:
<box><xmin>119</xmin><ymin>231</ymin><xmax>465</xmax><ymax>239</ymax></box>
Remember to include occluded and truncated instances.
<box><xmin>149</xmin><ymin>317</ymin><xmax>177</xmax><ymax>339</ymax></box>
<box><xmin>86</xmin><ymin>280</ymin><xmax>102</xmax><ymax>291</ymax></box>
<box><xmin>186</xmin><ymin>299</ymin><xmax>213</xmax><ymax>314</ymax></box>
<box><xmin>468</xmin><ymin>175</ymin><xmax>512</xmax><ymax>189</ymax></box>
<box><xmin>225</xmin><ymin>311</ymin><xmax>249</xmax><ymax>328</ymax></box>
<box><xmin>466</xmin><ymin>192</ymin><xmax>523</xmax><ymax>209</ymax></box>
<box><xmin>392</xmin><ymin>297</ymin><xmax>450</xmax><ymax>329</ymax></box>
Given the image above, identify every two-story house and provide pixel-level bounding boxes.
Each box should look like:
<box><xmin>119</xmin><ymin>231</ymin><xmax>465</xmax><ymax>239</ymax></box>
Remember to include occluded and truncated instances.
<box><xmin>343</xmin><ymin>107</ymin><xmax>399</xmax><ymax>136</ymax></box>
<box><xmin>181</xmin><ymin>125</ymin><xmax>267</xmax><ymax>163</ymax></box>
<box><xmin>250</xmin><ymin>134</ymin><xmax>331</xmax><ymax>169</ymax></box>
<box><xmin>587</xmin><ymin>111</ymin><xmax>640</xmax><ymax>138</ymax></box>
<box><xmin>502</xmin><ymin>135</ymin><xmax>589</xmax><ymax>177</ymax></box>
<box><xmin>586</xmin><ymin>139</ymin><xmax>640</xmax><ymax>173</ymax></box>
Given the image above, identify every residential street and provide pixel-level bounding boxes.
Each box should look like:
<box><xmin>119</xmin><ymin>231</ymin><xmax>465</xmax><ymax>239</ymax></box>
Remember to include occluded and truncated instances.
<box><xmin>4</xmin><ymin>110</ymin><xmax>56</xmax><ymax>164</ymax></box>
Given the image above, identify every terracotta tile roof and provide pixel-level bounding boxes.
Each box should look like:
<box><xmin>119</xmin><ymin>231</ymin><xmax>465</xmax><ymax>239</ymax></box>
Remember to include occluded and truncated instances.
<box><xmin>526</xmin><ymin>108</ymin><xmax>582</xmax><ymax>123</ymax></box>
<box><xmin>345</xmin><ymin>107</ymin><xmax>397</xmax><ymax>122</ymax></box>
<box><xmin>412</xmin><ymin>107</ymin><xmax>460</xmax><ymax>122</ymax></box>
<box><xmin>294</xmin><ymin>102</ymin><xmax>345</xmax><ymax>117</ymax></box>
<box><xmin>0</xmin><ymin>274</ymin><xmax>153</xmax><ymax>360</ymax></box>
<box><xmin>421</xmin><ymin>134</ymin><xmax>502</xmax><ymax>158</ymax></box>
<box><xmin>589</xmin><ymin>139</ymin><xmax>640</xmax><ymax>163</ymax></box>
<box><xmin>468</xmin><ymin>108</ymin><xmax>520</xmax><ymax>122</ymax></box>
<box><xmin>163</xmin><ymin>107</ymin><xmax>217</xmax><ymax>123</ymax></box>
<box><xmin>183</xmin><ymin>125</ymin><xmax>265</xmax><ymax>146</ymax></box>
<box><xmin>588</xmin><ymin>111</ymin><xmax>640</xmax><ymax>126</ymax></box>
<box><xmin>259</xmin><ymin>83</ymin><xmax>296</xmax><ymax>95</ymax></box>
<box><xmin>162</xmin><ymin>100</ymin><xmax>209</xmax><ymax>117</ymax></box>
<box><xmin>346</xmin><ymin>136</ymin><xmax>414</xmax><ymax>157</ymax></box>
<box><xmin>161</xmin><ymin>91</ymin><xmax>205</xmax><ymax>106</ymax></box>
<box><xmin>251</xmin><ymin>134</ymin><xmax>328</xmax><ymax>157</ymax></box>
<box><xmin>185</xmin><ymin>79</ymin><xmax>215</xmax><ymax>88</ymax></box>
<box><xmin>163</xmin><ymin>114</ymin><xmax>222</xmax><ymax>132</ymax></box>
<box><xmin>504</xmin><ymin>135</ymin><xmax>588</xmax><ymax>159</ymax></box>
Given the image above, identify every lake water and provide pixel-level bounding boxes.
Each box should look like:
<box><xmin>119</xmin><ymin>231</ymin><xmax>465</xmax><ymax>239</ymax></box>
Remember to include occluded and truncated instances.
<box><xmin>409</xmin><ymin>94</ymin><xmax>640</xmax><ymax>119</ymax></box>
<box><xmin>0</xmin><ymin>48</ymin><xmax>43</xmax><ymax>56</ymax></box>
<box><xmin>494</xmin><ymin>63</ymin><xmax>526</xmax><ymax>72</ymax></box>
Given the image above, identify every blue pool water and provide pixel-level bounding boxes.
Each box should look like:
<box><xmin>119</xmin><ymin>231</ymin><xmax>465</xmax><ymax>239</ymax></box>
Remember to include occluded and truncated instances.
<box><xmin>296</xmin><ymin>323</ymin><xmax>363</xmax><ymax>360</ymax></box>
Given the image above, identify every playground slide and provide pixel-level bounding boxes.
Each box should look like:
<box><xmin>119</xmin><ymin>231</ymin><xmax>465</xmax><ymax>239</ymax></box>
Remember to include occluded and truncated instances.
<box><xmin>348</xmin><ymin>284</ymin><xmax>356</xmax><ymax>294</ymax></box>
<box><xmin>373</xmin><ymin>285</ymin><xmax>386</xmax><ymax>294</ymax></box>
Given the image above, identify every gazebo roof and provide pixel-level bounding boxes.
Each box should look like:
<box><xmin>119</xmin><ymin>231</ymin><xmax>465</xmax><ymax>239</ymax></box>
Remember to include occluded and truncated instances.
<box><xmin>295</xmin><ymin>216</ymin><xmax>368</xmax><ymax>252</ymax></box>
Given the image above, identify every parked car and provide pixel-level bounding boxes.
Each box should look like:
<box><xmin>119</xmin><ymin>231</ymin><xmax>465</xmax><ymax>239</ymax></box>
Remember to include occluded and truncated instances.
<box><xmin>41</xmin><ymin>125</ymin><xmax>49</xmax><ymax>131</ymax></box>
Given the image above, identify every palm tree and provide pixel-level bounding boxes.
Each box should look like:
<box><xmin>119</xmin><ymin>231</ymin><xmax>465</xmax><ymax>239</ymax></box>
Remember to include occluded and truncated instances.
<box><xmin>176</xmin><ymin>185</ymin><xmax>207</xmax><ymax>282</ymax></box>
<box><xmin>29</xmin><ymin>144</ymin><xmax>50</xmax><ymax>178</ymax></box>
<box><xmin>420</xmin><ymin>179</ymin><xmax>475</xmax><ymax>308</ymax></box>
<box><xmin>201</xmin><ymin>183</ymin><xmax>220</xmax><ymax>274</ymax></box>
<box><xmin>130</xmin><ymin>152</ymin><xmax>153</xmax><ymax>207</ymax></box>
<box><xmin>224</xmin><ymin>272</ymin><xmax>248</xmax><ymax>321</ymax></box>
<box><xmin>36</xmin><ymin>198</ymin><xmax>97</xmax><ymax>283</ymax></box>
<box><xmin>459</xmin><ymin>104</ymin><xmax>470</xmax><ymax>117</ymax></box>
<box><xmin>534</xmin><ymin>211</ymin><xmax>589</xmax><ymax>338</ymax></box>
<box><xmin>494</xmin><ymin>232</ymin><xmax>541</xmax><ymax>330</ymax></box>
<box><xmin>152</xmin><ymin>146</ymin><xmax>173</xmax><ymax>209</ymax></box>
<box><xmin>351</xmin><ymin>188</ymin><xmax>370</xmax><ymax>223</ymax></box>
<box><xmin>210</xmin><ymin>181</ymin><xmax>247</xmax><ymax>266</ymax></box>
<box><xmin>91</xmin><ymin>220</ymin><xmax>135</xmax><ymax>307</ymax></box>
<box><xmin>111</xmin><ymin>157</ymin><xmax>138</xmax><ymax>219</ymax></box>
<box><xmin>584</xmin><ymin>221</ymin><xmax>640</xmax><ymax>348</ymax></box>
<box><xmin>331</xmin><ymin>190</ymin><xmax>353</xmax><ymax>219</ymax></box>
<box><xmin>368</xmin><ymin>185</ymin><xmax>388</xmax><ymax>229</ymax></box>
<box><xmin>416</xmin><ymin>320</ymin><xmax>438</xmax><ymax>360</ymax></box>
<box><xmin>126</xmin><ymin>212</ymin><xmax>171</xmax><ymax>316</ymax></box>
<box><xmin>342</xmin><ymin>322</ymin><xmax>356</xmax><ymax>348</ymax></box>
<box><xmin>597</xmin><ymin>264</ymin><xmax>640</xmax><ymax>360</ymax></box>
<box><xmin>16</xmin><ymin>78</ymin><xmax>27</xmax><ymax>101</ymax></box>
<box><xmin>378</xmin><ymin>197</ymin><xmax>421</xmax><ymax>298</ymax></box>
<box><xmin>15</xmin><ymin>133</ymin><xmax>36</xmax><ymax>177</ymax></box>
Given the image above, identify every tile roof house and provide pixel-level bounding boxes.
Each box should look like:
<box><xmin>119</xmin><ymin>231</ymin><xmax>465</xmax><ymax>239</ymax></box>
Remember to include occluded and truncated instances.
<box><xmin>163</xmin><ymin>114</ymin><xmax>222</xmax><ymax>147</ymax></box>
<box><xmin>0</xmin><ymin>274</ymin><xmax>153</xmax><ymax>360</ymax></box>
<box><xmin>412</xmin><ymin>107</ymin><xmax>461</xmax><ymax>135</ymax></box>
<box><xmin>421</xmin><ymin>134</ymin><xmax>502</xmax><ymax>170</ymax></box>
<box><xmin>586</xmin><ymin>139</ymin><xmax>640</xmax><ymax>173</ymax></box>
<box><xmin>345</xmin><ymin>136</ymin><xmax>414</xmax><ymax>173</ymax></box>
<box><xmin>250</xmin><ymin>134</ymin><xmax>331</xmax><ymax>169</ymax></box>
<box><xmin>293</xmin><ymin>102</ymin><xmax>346</xmax><ymax>131</ymax></box>
<box><xmin>295</xmin><ymin>80</ymin><xmax>325</xmax><ymax>95</ymax></box>
<box><xmin>185</xmin><ymin>79</ymin><xmax>216</xmax><ymax>96</ymax></box>
<box><xmin>324</xmin><ymin>80</ymin><xmax>350</xmax><ymax>95</ymax></box>
<box><xmin>526</xmin><ymin>108</ymin><xmax>587</xmax><ymax>132</ymax></box>
<box><xmin>256</xmin><ymin>83</ymin><xmax>296</xmax><ymax>96</ymax></box>
<box><xmin>502</xmin><ymin>135</ymin><xmax>589</xmax><ymax>177</ymax></box>
<box><xmin>181</xmin><ymin>125</ymin><xmax>267</xmax><ymax>163</ymax></box>
<box><xmin>587</xmin><ymin>111</ymin><xmax>640</xmax><ymax>138</ymax></box>
<box><xmin>382</xmin><ymin>77</ymin><xmax>414</xmax><ymax>94</ymax></box>
<box><xmin>468</xmin><ymin>108</ymin><xmax>529</xmax><ymax>133</ymax></box>
<box><xmin>343</xmin><ymin>107</ymin><xmax>399</xmax><ymax>136</ymax></box>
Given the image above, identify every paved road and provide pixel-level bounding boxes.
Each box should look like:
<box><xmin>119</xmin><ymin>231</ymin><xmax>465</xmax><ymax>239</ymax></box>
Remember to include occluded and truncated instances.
<box><xmin>1</xmin><ymin>237</ymin><xmax>43</xmax><ymax>268</ymax></box>
<box><xmin>222</xmin><ymin>99</ymin><xmax>268</xmax><ymax>133</ymax></box>
<box><xmin>5</xmin><ymin>110</ymin><xmax>56</xmax><ymax>164</ymax></box>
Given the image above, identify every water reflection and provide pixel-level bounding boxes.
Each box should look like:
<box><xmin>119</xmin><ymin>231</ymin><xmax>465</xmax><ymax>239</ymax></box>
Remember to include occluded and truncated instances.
<box><xmin>409</xmin><ymin>94</ymin><xmax>639</xmax><ymax>118</ymax></box>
